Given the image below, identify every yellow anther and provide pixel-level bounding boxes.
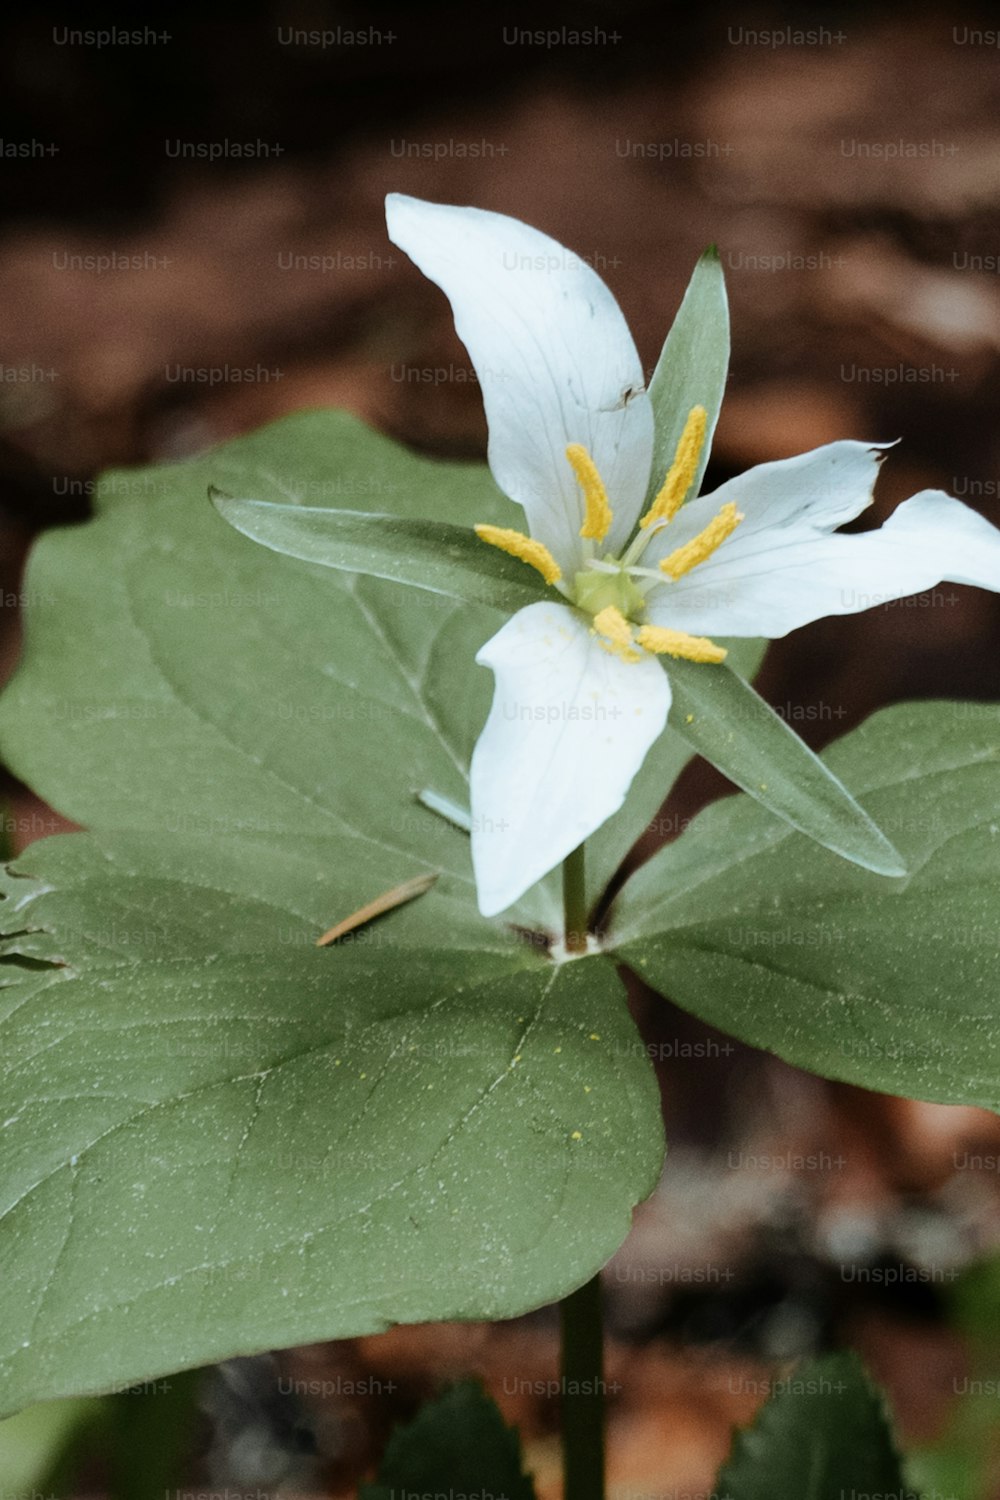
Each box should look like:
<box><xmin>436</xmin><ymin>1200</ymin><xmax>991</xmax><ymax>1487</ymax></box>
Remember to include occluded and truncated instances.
<box><xmin>474</xmin><ymin>524</ymin><xmax>562</xmax><ymax>585</ymax></box>
<box><xmin>635</xmin><ymin>624</ymin><xmax>727</xmax><ymax>664</ymax></box>
<box><xmin>640</xmin><ymin>405</ymin><xmax>708</xmax><ymax>529</ymax></box>
<box><xmin>659</xmin><ymin>502</ymin><xmax>742</xmax><ymax>581</ymax></box>
<box><xmin>592</xmin><ymin>605</ymin><xmax>640</xmax><ymax>662</ymax></box>
<box><xmin>566</xmin><ymin>444</ymin><xmax>614</xmax><ymax>542</ymax></box>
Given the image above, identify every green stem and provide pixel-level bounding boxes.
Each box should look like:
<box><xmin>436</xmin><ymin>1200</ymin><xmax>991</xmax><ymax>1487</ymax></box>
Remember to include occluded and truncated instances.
<box><xmin>560</xmin><ymin>1273</ymin><xmax>606</xmax><ymax>1500</ymax></box>
<box><xmin>562</xmin><ymin>842</ymin><xmax>588</xmax><ymax>953</ymax></box>
<box><xmin>559</xmin><ymin>841</ymin><xmax>605</xmax><ymax>1499</ymax></box>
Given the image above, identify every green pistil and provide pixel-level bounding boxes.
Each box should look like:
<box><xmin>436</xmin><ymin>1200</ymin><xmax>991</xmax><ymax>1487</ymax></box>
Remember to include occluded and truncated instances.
<box><xmin>572</xmin><ymin>565</ymin><xmax>647</xmax><ymax>623</ymax></box>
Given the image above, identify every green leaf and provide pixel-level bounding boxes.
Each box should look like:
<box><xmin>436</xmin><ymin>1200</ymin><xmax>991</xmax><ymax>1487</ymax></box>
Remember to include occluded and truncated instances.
<box><xmin>613</xmin><ymin>701</ymin><xmax>1000</xmax><ymax>1108</ymax></box>
<box><xmin>105</xmin><ymin>1369</ymin><xmax>202</xmax><ymax>1500</ymax></box>
<box><xmin>0</xmin><ymin>1398</ymin><xmax>102</xmax><ymax>1493</ymax></box>
<box><xmin>716</xmin><ymin>1353</ymin><xmax>914</xmax><ymax>1500</ymax></box>
<box><xmin>0</xmin><ymin>411</ymin><xmax>665</xmax><ymax>1416</ymax></box>
<box><xmin>906</xmin><ymin>1408</ymin><xmax>984</xmax><ymax>1500</ymax></box>
<box><xmin>0</xmin><ymin>409</ymin><xmax>558</xmax><ymax>944</ymax></box>
<box><xmin>0</xmin><ymin>840</ymin><xmax>661</xmax><ymax>1416</ymax></box>
<box><xmin>361</xmin><ymin>1382</ymin><xmax>536</xmax><ymax>1499</ymax></box>
<box><xmin>907</xmin><ymin>1258</ymin><xmax>1000</xmax><ymax>1500</ymax></box>
<box><xmin>667</xmin><ymin>658</ymin><xmax>906</xmax><ymax>877</ymax></box>
<box><xmin>644</xmin><ymin>246</ymin><xmax>729</xmax><ymax>507</ymax></box>
<box><xmin>212</xmin><ymin>494</ymin><xmax>552</xmax><ymax>613</ymax></box>
<box><xmin>950</xmin><ymin>1252</ymin><xmax>1000</xmax><ymax>1344</ymax></box>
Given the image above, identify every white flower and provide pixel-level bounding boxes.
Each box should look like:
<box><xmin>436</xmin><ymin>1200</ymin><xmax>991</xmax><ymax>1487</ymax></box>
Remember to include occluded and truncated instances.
<box><xmin>386</xmin><ymin>193</ymin><xmax>1000</xmax><ymax>918</ymax></box>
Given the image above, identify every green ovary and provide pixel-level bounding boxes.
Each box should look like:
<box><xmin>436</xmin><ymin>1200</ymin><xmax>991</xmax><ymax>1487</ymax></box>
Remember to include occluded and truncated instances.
<box><xmin>572</xmin><ymin>566</ymin><xmax>647</xmax><ymax>624</ymax></box>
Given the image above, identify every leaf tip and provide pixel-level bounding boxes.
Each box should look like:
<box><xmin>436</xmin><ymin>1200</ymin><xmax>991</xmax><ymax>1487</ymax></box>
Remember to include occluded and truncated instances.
<box><xmin>852</xmin><ymin>832</ymin><xmax>908</xmax><ymax>880</ymax></box>
<box><xmin>208</xmin><ymin>485</ymin><xmax>240</xmax><ymax>523</ymax></box>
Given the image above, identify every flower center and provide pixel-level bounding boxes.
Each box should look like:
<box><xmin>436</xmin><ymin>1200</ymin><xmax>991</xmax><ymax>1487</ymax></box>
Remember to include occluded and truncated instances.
<box><xmin>473</xmin><ymin>404</ymin><xmax>743</xmax><ymax>666</ymax></box>
<box><xmin>572</xmin><ymin>565</ymin><xmax>646</xmax><ymax>621</ymax></box>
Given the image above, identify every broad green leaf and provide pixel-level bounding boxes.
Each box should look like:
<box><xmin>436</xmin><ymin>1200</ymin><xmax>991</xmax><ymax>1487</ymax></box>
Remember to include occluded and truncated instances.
<box><xmin>212</xmin><ymin>495</ymin><xmax>551</xmax><ymax>613</ymax></box>
<box><xmin>361</xmin><ymin>1382</ymin><xmax>536</xmax><ymax>1500</ymax></box>
<box><xmin>644</xmin><ymin>246</ymin><xmax>729</xmax><ymax>507</ymax></box>
<box><xmin>612</xmin><ymin>701</ymin><xmax>1000</xmax><ymax>1108</ymax></box>
<box><xmin>0</xmin><ymin>410</ymin><xmax>664</xmax><ymax>1416</ymax></box>
<box><xmin>667</xmin><ymin>658</ymin><xmax>906</xmax><ymax>876</ymax></box>
<box><xmin>0</xmin><ymin>409</ymin><xmax>559</xmax><ymax>944</ymax></box>
<box><xmin>0</xmin><ymin>835</ymin><xmax>662</xmax><ymax>1418</ymax></box>
<box><xmin>716</xmin><ymin>1353</ymin><xmax>913</xmax><ymax>1500</ymax></box>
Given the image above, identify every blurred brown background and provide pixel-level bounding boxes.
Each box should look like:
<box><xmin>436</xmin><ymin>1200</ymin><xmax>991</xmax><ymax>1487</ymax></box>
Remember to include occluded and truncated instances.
<box><xmin>1</xmin><ymin>5</ymin><xmax>1000</xmax><ymax>1495</ymax></box>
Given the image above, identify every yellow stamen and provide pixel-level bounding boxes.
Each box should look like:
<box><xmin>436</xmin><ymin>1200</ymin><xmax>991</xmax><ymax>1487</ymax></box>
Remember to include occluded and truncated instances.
<box><xmin>592</xmin><ymin>605</ymin><xmax>640</xmax><ymax>662</ymax></box>
<box><xmin>635</xmin><ymin>624</ymin><xmax>727</xmax><ymax>664</ymax></box>
<box><xmin>474</xmin><ymin>524</ymin><xmax>562</xmax><ymax>585</ymax></box>
<box><xmin>566</xmin><ymin>444</ymin><xmax>613</xmax><ymax>542</ymax></box>
<box><xmin>659</xmin><ymin>502</ymin><xmax>743</xmax><ymax>581</ymax></box>
<box><xmin>640</xmin><ymin>405</ymin><xmax>708</xmax><ymax>529</ymax></box>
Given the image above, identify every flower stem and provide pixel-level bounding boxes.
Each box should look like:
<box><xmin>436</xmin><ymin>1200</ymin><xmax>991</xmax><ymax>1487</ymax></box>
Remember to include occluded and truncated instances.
<box><xmin>562</xmin><ymin>842</ymin><xmax>588</xmax><ymax>953</ymax></box>
<box><xmin>559</xmin><ymin>841</ymin><xmax>604</xmax><ymax>1497</ymax></box>
<box><xmin>560</xmin><ymin>1273</ymin><xmax>606</xmax><ymax>1500</ymax></box>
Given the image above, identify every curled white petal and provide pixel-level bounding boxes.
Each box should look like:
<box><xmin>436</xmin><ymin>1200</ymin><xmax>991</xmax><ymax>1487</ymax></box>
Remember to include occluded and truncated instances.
<box><xmin>650</xmin><ymin>485</ymin><xmax>1000</xmax><ymax>638</ymax></box>
<box><xmin>644</xmin><ymin>441</ymin><xmax>886</xmax><ymax>636</ymax></box>
<box><xmin>470</xmin><ymin>601</ymin><xmax>671</xmax><ymax>917</ymax></box>
<box><xmin>646</xmin><ymin>440</ymin><xmax>889</xmax><ymax>563</ymax></box>
<box><xmin>386</xmin><ymin>193</ymin><xmax>654</xmax><ymax>577</ymax></box>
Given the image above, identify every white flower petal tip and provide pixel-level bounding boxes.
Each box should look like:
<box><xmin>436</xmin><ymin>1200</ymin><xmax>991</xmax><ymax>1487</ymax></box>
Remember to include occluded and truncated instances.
<box><xmin>385</xmin><ymin>193</ymin><xmax>654</xmax><ymax>577</ymax></box>
<box><xmin>469</xmin><ymin>601</ymin><xmax>671</xmax><ymax>917</ymax></box>
<box><xmin>641</xmin><ymin>442</ymin><xmax>1000</xmax><ymax>640</ymax></box>
<box><xmin>881</xmin><ymin>489</ymin><xmax>1000</xmax><ymax>591</ymax></box>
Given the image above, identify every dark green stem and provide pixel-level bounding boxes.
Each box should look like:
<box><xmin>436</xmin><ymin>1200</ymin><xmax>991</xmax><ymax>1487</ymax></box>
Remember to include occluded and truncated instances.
<box><xmin>559</xmin><ymin>841</ymin><xmax>604</xmax><ymax>1498</ymax></box>
<box><xmin>562</xmin><ymin>842</ymin><xmax>588</xmax><ymax>953</ymax></box>
<box><xmin>559</xmin><ymin>1273</ymin><xmax>606</xmax><ymax>1500</ymax></box>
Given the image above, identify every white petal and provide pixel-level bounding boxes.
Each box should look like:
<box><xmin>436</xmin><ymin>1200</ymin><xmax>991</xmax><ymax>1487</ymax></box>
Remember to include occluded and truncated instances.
<box><xmin>649</xmin><ymin>488</ymin><xmax>1000</xmax><ymax>639</ymax></box>
<box><xmin>470</xmin><ymin>601</ymin><xmax>671</xmax><ymax>917</ymax></box>
<box><xmin>386</xmin><ymin>194</ymin><xmax>653</xmax><ymax>577</ymax></box>
<box><xmin>644</xmin><ymin>441</ymin><xmax>886</xmax><ymax>635</ymax></box>
<box><xmin>646</xmin><ymin>440</ymin><xmax>889</xmax><ymax>567</ymax></box>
